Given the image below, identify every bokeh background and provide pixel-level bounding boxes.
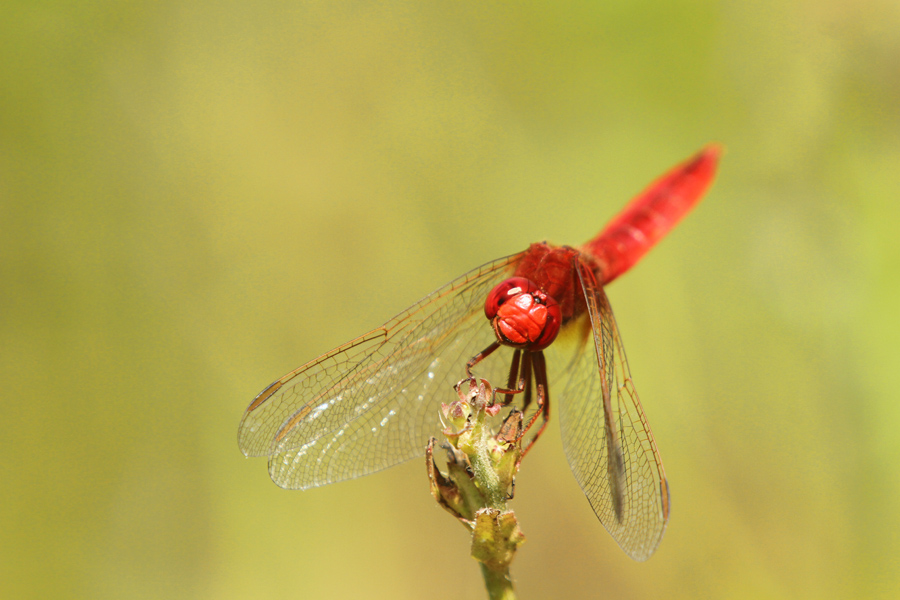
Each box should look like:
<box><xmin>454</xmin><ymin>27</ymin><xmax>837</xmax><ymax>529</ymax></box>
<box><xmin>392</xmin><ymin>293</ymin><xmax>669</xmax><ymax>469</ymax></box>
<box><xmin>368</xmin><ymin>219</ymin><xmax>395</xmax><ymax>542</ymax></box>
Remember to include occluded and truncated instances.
<box><xmin>3</xmin><ymin>2</ymin><xmax>899</xmax><ymax>599</ymax></box>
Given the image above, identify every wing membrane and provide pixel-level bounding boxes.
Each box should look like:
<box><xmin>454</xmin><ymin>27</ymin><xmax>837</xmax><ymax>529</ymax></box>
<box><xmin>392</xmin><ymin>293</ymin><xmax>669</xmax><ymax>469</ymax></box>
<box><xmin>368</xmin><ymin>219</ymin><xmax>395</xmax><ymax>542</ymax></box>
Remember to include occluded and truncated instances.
<box><xmin>554</xmin><ymin>261</ymin><xmax>670</xmax><ymax>561</ymax></box>
<box><xmin>238</xmin><ymin>253</ymin><xmax>524</xmax><ymax>489</ymax></box>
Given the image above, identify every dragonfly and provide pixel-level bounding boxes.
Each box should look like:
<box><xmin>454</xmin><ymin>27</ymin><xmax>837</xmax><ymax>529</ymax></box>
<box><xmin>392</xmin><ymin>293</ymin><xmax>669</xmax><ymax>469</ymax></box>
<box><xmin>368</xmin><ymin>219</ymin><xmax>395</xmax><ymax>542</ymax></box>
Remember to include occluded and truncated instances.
<box><xmin>238</xmin><ymin>145</ymin><xmax>720</xmax><ymax>561</ymax></box>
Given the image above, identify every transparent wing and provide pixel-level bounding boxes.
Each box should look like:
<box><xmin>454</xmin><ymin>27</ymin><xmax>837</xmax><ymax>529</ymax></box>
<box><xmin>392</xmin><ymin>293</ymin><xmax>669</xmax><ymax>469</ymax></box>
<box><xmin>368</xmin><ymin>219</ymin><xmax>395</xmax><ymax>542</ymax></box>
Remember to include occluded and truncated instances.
<box><xmin>553</xmin><ymin>261</ymin><xmax>670</xmax><ymax>561</ymax></box>
<box><xmin>238</xmin><ymin>253</ymin><xmax>524</xmax><ymax>490</ymax></box>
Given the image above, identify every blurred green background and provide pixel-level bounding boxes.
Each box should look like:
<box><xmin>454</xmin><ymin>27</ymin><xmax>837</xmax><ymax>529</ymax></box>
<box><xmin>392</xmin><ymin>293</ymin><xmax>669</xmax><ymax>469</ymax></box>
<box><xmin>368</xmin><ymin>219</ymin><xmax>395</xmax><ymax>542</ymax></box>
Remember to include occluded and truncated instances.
<box><xmin>2</xmin><ymin>1</ymin><xmax>898</xmax><ymax>598</ymax></box>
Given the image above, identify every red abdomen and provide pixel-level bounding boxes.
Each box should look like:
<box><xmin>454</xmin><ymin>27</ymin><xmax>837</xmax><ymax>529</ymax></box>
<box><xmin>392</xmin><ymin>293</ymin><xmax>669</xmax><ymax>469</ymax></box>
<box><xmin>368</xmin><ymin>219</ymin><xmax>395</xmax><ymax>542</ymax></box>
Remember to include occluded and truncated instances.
<box><xmin>583</xmin><ymin>145</ymin><xmax>721</xmax><ymax>285</ymax></box>
<box><xmin>507</xmin><ymin>145</ymin><xmax>721</xmax><ymax>327</ymax></box>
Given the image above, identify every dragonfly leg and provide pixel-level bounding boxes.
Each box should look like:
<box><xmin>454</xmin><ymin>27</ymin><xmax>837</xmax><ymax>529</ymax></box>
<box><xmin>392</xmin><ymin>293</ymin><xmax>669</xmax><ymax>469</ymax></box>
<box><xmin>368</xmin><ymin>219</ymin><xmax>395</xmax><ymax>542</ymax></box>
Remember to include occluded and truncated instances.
<box><xmin>465</xmin><ymin>340</ymin><xmax>502</xmax><ymax>378</ymax></box>
<box><xmin>506</xmin><ymin>349</ymin><xmax>522</xmax><ymax>390</ymax></box>
<box><xmin>492</xmin><ymin>349</ymin><xmax>523</xmax><ymax>406</ymax></box>
<box><xmin>491</xmin><ymin>348</ymin><xmax>529</xmax><ymax>407</ymax></box>
<box><xmin>521</xmin><ymin>350</ymin><xmax>551</xmax><ymax>458</ymax></box>
<box><xmin>519</xmin><ymin>352</ymin><xmax>533</xmax><ymax>411</ymax></box>
<box><xmin>457</xmin><ymin>340</ymin><xmax>503</xmax><ymax>394</ymax></box>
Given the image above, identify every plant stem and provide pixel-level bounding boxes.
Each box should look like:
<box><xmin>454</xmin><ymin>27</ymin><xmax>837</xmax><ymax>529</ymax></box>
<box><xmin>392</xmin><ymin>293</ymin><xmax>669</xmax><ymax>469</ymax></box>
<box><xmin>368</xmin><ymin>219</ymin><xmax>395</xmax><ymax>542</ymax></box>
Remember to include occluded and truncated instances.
<box><xmin>428</xmin><ymin>378</ymin><xmax>525</xmax><ymax>600</ymax></box>
<box><xmin>469</xmin><ymin>407</ymin><xmax>506</xmax><ymax>509</ymax></box>
<box><xmin>480</xmin><ymin>563</ymin><xmax>517</xmax><ymax>600</ymax></box>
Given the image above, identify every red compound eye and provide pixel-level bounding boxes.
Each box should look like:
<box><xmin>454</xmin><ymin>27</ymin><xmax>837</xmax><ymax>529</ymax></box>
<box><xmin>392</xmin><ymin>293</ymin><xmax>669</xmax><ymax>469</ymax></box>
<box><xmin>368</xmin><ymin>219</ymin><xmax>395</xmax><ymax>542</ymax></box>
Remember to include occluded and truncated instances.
<box><xmin>484</xmin><ymin>277</ymin><xmax>562</xmax><ymax>351</ymax></box>
<box><xmin>484</xmin><ymin>277</ymin><xmax>537</xmax><ymax>319</ymax></box>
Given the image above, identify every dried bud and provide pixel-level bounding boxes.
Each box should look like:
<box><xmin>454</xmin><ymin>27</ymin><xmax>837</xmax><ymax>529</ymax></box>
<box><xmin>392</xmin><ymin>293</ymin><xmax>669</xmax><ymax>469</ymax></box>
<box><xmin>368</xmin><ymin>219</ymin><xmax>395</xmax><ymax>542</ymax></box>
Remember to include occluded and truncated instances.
<box><xmin>471</xmin><ymin>508</ymin><xmax>526</xmax><ymax>572</ymax></box>
<box><xmin>426</xmin><ymin>437</ymin><xmax>469</xmax><ymax>523</ymax></box>
<box><xmin>427</xmin><ymin>375</ymin><xmax>527</xmax><ymax>577</ymax></box>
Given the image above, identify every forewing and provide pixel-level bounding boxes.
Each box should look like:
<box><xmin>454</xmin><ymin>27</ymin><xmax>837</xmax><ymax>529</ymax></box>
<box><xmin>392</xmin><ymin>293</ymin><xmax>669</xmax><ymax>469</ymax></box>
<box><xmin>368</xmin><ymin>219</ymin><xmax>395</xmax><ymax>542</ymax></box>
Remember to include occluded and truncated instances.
<box><xmin>238</xmin><ymin>253</ymin><xmax>523</xmax><ymax>489</ymax></box>
<box><xmin>554</xmin><ymin>261</ymin><xmax>670</xmax><ymax>561</ymax></box>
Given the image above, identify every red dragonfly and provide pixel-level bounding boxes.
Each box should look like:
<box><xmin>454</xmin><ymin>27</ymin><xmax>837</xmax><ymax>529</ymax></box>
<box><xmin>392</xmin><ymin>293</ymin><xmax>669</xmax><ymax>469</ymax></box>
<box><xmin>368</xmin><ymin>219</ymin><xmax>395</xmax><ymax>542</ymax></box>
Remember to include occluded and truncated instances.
<box><xmin>239</xmin><ymin>145</ymin><xmax>720</xmax><ymax>561</ymax></box>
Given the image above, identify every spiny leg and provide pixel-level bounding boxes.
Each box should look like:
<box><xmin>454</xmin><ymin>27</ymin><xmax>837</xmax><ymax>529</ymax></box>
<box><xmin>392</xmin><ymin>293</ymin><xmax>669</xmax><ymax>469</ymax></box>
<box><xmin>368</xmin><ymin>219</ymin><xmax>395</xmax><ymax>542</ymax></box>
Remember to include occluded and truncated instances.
<box><xmin>464</xmin><ymin>340</ymin><xmax>502</xmax><ymax>379</ymax></box>
<box><xmin>518</xmin><ymin>351</ymin><xmax>533</xmax><ymax>410</ymax></box>
<box><xmin>497</xmin><ymin>348</ymin><xmax>524</xmax><ymax>404</ymax></box>
<box><xmin>506</xmin><ymin>349</ymin><xmax>521</xmax><ymax>390</ymax></box>
<box><xmin>461</xmin><ymin>342</ymin><xmax>527</xmax><ymax>414</ymax></box>
<box><xmin>521</xmin><ymin>350</ymin><xmax>551</xmax><ymax>458</ymax></box>
<box><xmin>492</xmin><ymin>348</ymin><xmax>530</xmax><ymax>407</ymax></box>
<box><xmin>457</xmin><ymin>340</ymin><xmax>503</xmax><ymax>395</ymax></box>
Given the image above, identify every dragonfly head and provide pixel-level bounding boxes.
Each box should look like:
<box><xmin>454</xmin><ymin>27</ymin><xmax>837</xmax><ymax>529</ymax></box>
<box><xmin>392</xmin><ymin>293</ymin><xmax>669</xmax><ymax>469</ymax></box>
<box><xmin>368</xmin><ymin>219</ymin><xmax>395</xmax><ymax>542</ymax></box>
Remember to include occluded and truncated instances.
<box><xmin>484</xmin><ymin>277</ymin><xmax>562</xmax><ymax>351</ymax></box>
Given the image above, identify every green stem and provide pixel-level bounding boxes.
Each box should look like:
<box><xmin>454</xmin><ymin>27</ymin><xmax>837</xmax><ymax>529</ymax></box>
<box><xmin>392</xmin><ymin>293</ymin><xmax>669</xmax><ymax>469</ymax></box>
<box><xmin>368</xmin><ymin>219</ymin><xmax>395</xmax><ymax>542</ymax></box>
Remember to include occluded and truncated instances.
<box><xmin>470</xmin><ymin>411</ymin><xmax>506</xmax><ymax>509</ymax></box>
<box><xmin>429</xmin><ymin>379</ymin><xmax>525</xmax><ymax>599</ymax></box>
<box><xmin>480</xmin><ymin>563</ymin><xmax>517</xmax><ymax>600</ymax></box>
